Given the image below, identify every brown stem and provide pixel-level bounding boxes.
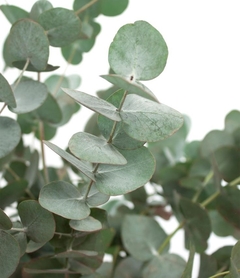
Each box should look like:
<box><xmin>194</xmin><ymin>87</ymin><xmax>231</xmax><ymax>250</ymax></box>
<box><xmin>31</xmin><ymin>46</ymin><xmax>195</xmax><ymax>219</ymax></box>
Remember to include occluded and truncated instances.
<box><xmin>75</xmin><ymin>0</ymin><xmax>99</xmax><ymax>16</ymax></box>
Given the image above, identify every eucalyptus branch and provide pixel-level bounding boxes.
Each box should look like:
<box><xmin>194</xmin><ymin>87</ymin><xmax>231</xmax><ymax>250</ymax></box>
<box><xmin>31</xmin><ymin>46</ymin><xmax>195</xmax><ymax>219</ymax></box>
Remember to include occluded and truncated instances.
<box><xmin>84</xmin><ymin>163</ymin><xmax>99</xmax><ymax>200</ymax></box>
<box><xmin>39</xmin><ymin>121</ymin><xmax>49</xmax><ymax>184</ymax></box>
<box><xmin>192</xmin><ymin>170</ymin><xmax>213</xmax><ymax>203</ymax></box>
<box><xmin>209</xmin><ymin>270</ymin><xmax>231</xmax><ymax>278</ymax></box>
<box><xmin>4</xmin><ymin>166</ymin><xmax>20</xmax><ymax>180</ymax></box>
<box><xmin>200</xmin><ymin>190</ymin><xmax>220</xmax><ymax>208</ymax></box>
<box><xmin>75</xmin><ymin>0</ymin><xmax>98</xmax><ymax>16</ymax></box>
<box><xmin>54</xmin><ymin>232</ymin><xmax>72</xmax><ymax>238</ymax></box>
<box><xmin>229</xmin><ymin>175</ymin><xmax>240</xmax><ymax>187</ymax></box>
<box><xmin>158</xmin><ymin>220</ymin><xmax>185</xmax><ymax>254</ymax></box>
<box><xmin>11</xmin><ymin>227</ymin><xmax>26</xmax><ymax>233</ymax></box>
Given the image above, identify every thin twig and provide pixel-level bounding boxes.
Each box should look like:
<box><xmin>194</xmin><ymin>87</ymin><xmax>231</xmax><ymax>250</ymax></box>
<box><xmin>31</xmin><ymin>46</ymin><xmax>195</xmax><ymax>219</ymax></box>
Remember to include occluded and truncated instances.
<box><xmin>75</xmin><ymin>0</ymin><xmax>98</xmax><ymax>16</ymax></box>
<box><xmin>39</xmin><ymin>121</ymin><xmax>49</xmax><ymax>184</ymax></box>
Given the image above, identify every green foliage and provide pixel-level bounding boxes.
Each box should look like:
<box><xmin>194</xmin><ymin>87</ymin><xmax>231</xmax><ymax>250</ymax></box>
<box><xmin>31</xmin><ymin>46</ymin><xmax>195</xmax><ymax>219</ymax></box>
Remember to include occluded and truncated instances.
<box><xmin>0</xmin><ymin>1</ymin><xmax>239</xmax><ymax>277</ymax></box>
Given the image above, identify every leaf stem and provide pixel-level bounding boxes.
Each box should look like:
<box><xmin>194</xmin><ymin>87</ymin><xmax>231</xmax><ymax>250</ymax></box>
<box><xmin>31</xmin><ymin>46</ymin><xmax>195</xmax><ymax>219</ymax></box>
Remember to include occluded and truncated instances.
<box><xmin>200</xmin><ymin>190</ymin><xmax>220</xmax><ymax>208</ymax></box>
<box><xmin>75</xmin><ymin>0</ymin><xmax>98</xmax><ymax>16</ymax></box>
<box><xmin>54</xmin><ymin>231</ymin><xmax>72</xmax><ymax>238</ymax></box>
<box><xmin>84</xmin><ymin>164</ymin><xmax>99</xmax><ymax>200</ymax></box>
<box><xmin>209</xmin><ymin>270</ymin><xmax>230</xmax><ymax>278</ymax></box>
<box><xmin>158</xmin><ymin>220</ymin><xmax>185</xmax><ymax>254</ymax></box>
<box><xmin>107</xmin><ymin>90</ymin><xmax>128</xmax><ymax>143</ymax></box>
<box><xmin>11</xmin><ymin>227</ymin><xmax>26</xmax><ymax>233</ymax></box>
<box><xmin>192</xmin><ymin>170</ymin><xmax>213</xmax><ymax>203</ymax></box>
<box><xmin>229</xmin><ymin>175</ymin><xmax>240</xmax><ymax>187</ymax></box>
<box><xmin>39</xmin><ymin>121</ymin><xmax>49</xmax><ymax>184</ymax></box>
<box><xmin>4</xmin><ymin>166</ymin><xmax>20</xmax><ymax>180</ymax></box>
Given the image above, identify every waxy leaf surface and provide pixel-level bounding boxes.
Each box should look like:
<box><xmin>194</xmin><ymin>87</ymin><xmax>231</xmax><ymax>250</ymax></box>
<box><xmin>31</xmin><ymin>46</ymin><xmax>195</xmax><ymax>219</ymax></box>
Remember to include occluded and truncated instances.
<box><xmin>0</xmin><ymin>73</ymin><xmax>16</xmax><ymax>108</ymax></box>
<box><xmin>39</xmin><ymin>181</ymin><xmax>90</xmax><ymax>220</ymax></box>
<box><xmin>7</xmin><ymin>18</ymin><xmax>49</xmax><ymax>70</ymax></box>
<box><xmin>0</xmin><ymin>208</ymin><xmax>12</xmax><ymax>230</ymax></box>
<box><xmin>70</xmin><ymin>216</ymin><xmax>102</xmax><ymax>232</ymax></box>
<box><xmin>69</xmin><ymin>132</ymin><xmax>127</xmax><ymax>165</ymax></box>
<box><xmin>0</xmin><ymin>117</ymin><xmax>21</xmax><ymax>159</ymax></box>
<box><xmin>0</xmin><ymin>230</ymin><xmax>20</xmax><ymax>278</ymax></box>
<box><xmin>122</xmin><ymin>215</ymin><xmax>169</xmax><ymax>262</ymax></box>
<box><xmin>62</xmin><ymin>88</ymin><xmax>121</xmax><ymax>121</ymax></box>
<box><xmin>120</xmin><ymin>94</ymin><xmax>183</xmax><ymax>142</ymax></box>
<box><xmin>95</xmin><ymin>147</ymin><xmax>155</xmax><ymax>195</ymax></box>
<box><xmin>18</xmin><ymin>200</ymin><xmax>55</xmax><ymax>243</ymax></box>
<box><xmin>38</xmin><ymin>8</ymin><xmax>82</xmax><ymax>47</ymax></box>
<box><xmin>9</xmin><ymin>80</ymin><xmax>48</xmax><ymax>114</ymax></box>
<box><xmin>109</xmin><ymin>20</ymin><xmax>168</xmax><ymax>80</ymax></box>
<box><xmin>0</xmin><ymin>5</ymin><xmax>29</xmax><ymax>24</ymax></box>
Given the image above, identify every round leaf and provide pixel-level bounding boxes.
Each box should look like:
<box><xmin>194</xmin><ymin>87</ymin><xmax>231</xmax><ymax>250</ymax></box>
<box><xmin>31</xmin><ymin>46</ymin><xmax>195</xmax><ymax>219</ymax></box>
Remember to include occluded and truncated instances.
<box><xmin>70</xmin><ymin>216</ymin><xmax>102</xmax><ymax>232</ymax></box>
<box><xmin>69</xmin><ymin>132</ymin><xmax>127</xmax><ymax>165</ymax></box>
<box><xmin>200</xmin><ymin>130</ymin><xmax>234</xmax><ymax>158</ymax></box>
<box><xmin>114</xmin><ymin>256</ymin><xmax>142</xmax><ymax>278</ymax></box>
<box><xmin>7</xmin><ymin>18</ymin><xmax>49</xmax><ymax>71</ymax></box>
<box><xmin>30</xmin><ymin>0</ymin><xmax>53</xmax><ymax>21</ymax></box>
<box><xmin>39</xmin><ymin>181</ymin><xmax>90</xmax><ymax>220</ymax></box>
<box><xmin>0</xmin><ymin>5</ymin><xmax>29</xmax><ymax>24</ymax></box>
<box><xmin>101</xmin><ymin>0</ymin><xmax>128</xmax><ymax>16</ymax></box>
<box><xmin>0</xmin><ymin>73</ymin><xmax>16</xmax><ymax>108</ymax></box>
<box><xmin>0</xmin><ymin>230</ymin><xmax>20</xmax><ymax>278</ymax></box>
<box><xmin>18</xmin><ymin>200</ymin><xmax>55</xmax><ymax>243</ymax></box>
<box><xmin>142</xmin><ymin>254</ymin><xmax>186</xmax><ymax>278</ymax></box>
<box><xmin>179</xmin><ymin>198</ymin><xmax>211</xmax><ymax>253</ymax></box>
<box><xmin>121</xmin><ymin>215</ymin><xmax>169</xmax><ymax>262</ymax></box>
<box><xmin>95</xmin><ymin>146</ymin><xmax>155</xmax><ymax>195</ymax></box>
<box><xmin>0</xmin><ymin>208</ymin><xmax>12</xmax><ymax>230</ymax></box>
<box><xmin>121</xmin><ymin>94</ymin><xmax>184</xmax><ymax>142</ymax></box>
<box><xmin>38</xmin><ymin>8</ymin><xmax>82</xmax><ymax>47</ymax></box>
<box><xmin>224</xmin><ymin>110</ymin><xmax>240</xmax><ymax>133</ymax></box>
<box><xmin>34</xmin><ymin>93</ymin><xmax>62</xmax><ymax>124</ymax></box>
<box><xmin>109</xmin><ymin>20</ymin><xmax>168</xmax><ymax>80</ymax></box>
<box><xmin>0</xmin><ymin>117</ymin><xmax>21</xmax><ymax>159</ymax></box>
<box><xmin>9</xmin><ymin>80</ymin><xmax>48</xmax><ymax>114</ymax></box>
<box><xmin>87</xmin><ymin>186</ymin><xmax>110</xmax><ymax>207</ymax></box>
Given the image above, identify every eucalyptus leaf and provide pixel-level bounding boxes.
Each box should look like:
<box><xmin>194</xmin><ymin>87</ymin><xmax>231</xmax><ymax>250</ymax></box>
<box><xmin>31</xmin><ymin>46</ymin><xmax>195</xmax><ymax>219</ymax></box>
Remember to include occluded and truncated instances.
<box><xmin>101</xmin><ymin>74</ymin><xmax>158</xmax><ymax>102</ymax></box>
<box><xmin>121</xmin><ymin>215</ymin><xmax>169</xmax><ymax>262</ymax></box>
<box><xmin>0</xmin><ymin>73</ymin><xmax>16</xmax><ymax>108</ymax></box>
<box><xmin>44</xmin><ymin>141</ymin><xmax>95</xmax><ymax>181</ymax></box>
<box><xmin>12</xmin><ymin>61</ymin><xmax>59</xmax><ymax>72</ymax></box>
<box><xmin>114</xmin><ymin>256</ymin><xmax>142</xmax><ymax>278</ymax></box>
<box><xmin>142</xmin><ymin>254</ymin><xmax>186</xmax><ymax>278</ymax></box>
<box><xmin>18</xmin><ymin>200</ymin><xmax>55</xmax><ymax>243</ymax></box>
<box><xmin>70</xmin><ymin>216</ymin><xmax>102</xmax><ymax>232</ymax></box>
<box><xmin>9</xmin><ymin>80</ymin><xmax>48</xmax><ymax>114</ymax></box>
<box><xmin>0</xmin><ymin>208</ymin><xmax>12</xmax><ymax>230</ymax></box>
<box><xmin>39</xmin><ymin>180</ymin><xmax>90</xmax><ymax>220</ymax></box>
<box><xmin>200</xmin><ymin>130</ymin><xmax>234</xmax><ymax>158</ymax></box>
<box><xmin>109</xmin><ymin>20</ymin><xmax>168</xmax><ymax>80</ymax></box>
<box><xmin>230</xmin><ymin>241</ymin><xmax>240</xmax><ymax>278</ymax></box>
<box><xmin>224</xmin><ymin>110</ymin><xmax>240</xmax><ymax>133</ymax></box>
<box><xmin>0</xmin><ymin>116</ymin><xmax>21</xmax><ymax>159</ymax></box>
<box><xmin>120</xmin><ymin>94</ymin><xmax>183</xmax><ymax>142</ymax></box>
<box><xmin>101</xmin><ymin>0</ymin><xmax>128</xmax><ymax>16</ymax></box>
<box><xmin>86</xmin><ymin>186</ymin><xmax>110</xmax><ymax>207</ymax></box>
<box><xmin>0</xmin><ymin>230</ymin><xmax>20</xmax><ymax>278</ymax></box>
<box><xmin>62</xmin><ymin>88</ymin><xmax>121</xmax><ymax>121</ymax></box>
<box><xmin>0</xmin><ymin>5</ymin><xmax>29</xmax><ymax>24</ymax></box>
<box><xmin>95</xmin><ymin>147</ymin><xmax>155</xmax><ymax>195</ymax></box>
<box><xmin>30</xmin><ymin>0</ymin><xmax>53</xmax><ymax>21</ymax></box>
<box><xmin>179</xmin><ymin>198</ymin><xmax>211</xmax><ymax>253</ymax></box>
<box><xmin>34</xmin><ymin>93</ymin><xmax>62</xmax><ymax>124</ymax></box>
<box><xmin>38</xmin><ymin>8</ymin><xmax>82</xmax><ymax>47</ymax></box>
<box><xmin>7</xmin><ymin>18</ymin><xmax>49</xmax><ymax>70</ymax></box>
<box><xmin>0</xmin><ymin>180</ymin><xmax>28</xmax><ymax>209</ymax></box>
<box><xmin>69</xmin><ymin>132</ymin><xmax>127</xmax><ymax>165</ymax></box>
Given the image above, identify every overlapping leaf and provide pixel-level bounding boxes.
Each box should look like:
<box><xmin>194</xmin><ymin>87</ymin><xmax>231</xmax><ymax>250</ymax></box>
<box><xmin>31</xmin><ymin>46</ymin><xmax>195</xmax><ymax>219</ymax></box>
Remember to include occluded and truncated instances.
<box><xmin>0</xmin><ymin>5</ymin><xmax>29</xmax><ymax>24</ymax></box>
<box><xmin>39</xmin><ymin>180</ymin><xmax>90</xmax><ymax>220</ymax></box>
<box><xmin>0</xmin><ymin>208</ymin><xmax>12</xmax><ymax>230</ymax></box>
<box><xmin>69</xmin><ymin>132</ymin><xmax>127</xmax><ymax>165</ymax></box>
<box><xmin>120</xmin><ymin>94</ymin><xmax>183</xmax><ymax>142</ymax></box>
<box><xmin>30</xmin><ymin>0</ymin><xmax>53</xmax><ymax>21</ymax></box>
<box><xmin>0</xmin><ymin>117</ymin><xmax>21</xmax><ymax>159</ymax></box>
<box><xmin>44</xmin><ymin>141</ymin><xmax>95</xmax><ymax>181</ymax></box>
<box><xmin>101</xmin><ymin>0</ymin><xmax>129</xmax><ymax>16</ymax></box>
<box><xmin>62</xmin><ymin>88</ymin><xmax>121</xmax><ymax>121</ymax></box>
<box><xmin>95</xmin><ymin>147</ymin><xmax>155</xmax><ymax>195</ymax></box>
<box><xmin>7</xmin><ymin>18</ymin><xmax>49</xmax><ymax>70</ymax></box>
<box><xmin>0</xmin><ymin>73</ymin><xmax>16</xmax><ymax>108</ymax></box>
<box><xmin>70</xmin><ymin>216</ymin><xmax>102</xmax><ymax>232</ymax></box>
<box><xmin>38</xmin><ymin>8</ymin><xmax>82</xmax><ymax>47</ymax></box>
<box><xmin>9</xmin><ymin>80</ymin><xmax>48</xmax><ymax>114</ymax></box>
<box><xmin>18</xmin><ymin>200</ymin><xmax>55</xmax><ymax>243</ymax></box>
<box><xmin>0</xmin><ymin>230</ymin><xmax>20</xmax><ymax>278</ymax></box>
<box><xmin>121</xmin><ymin>215</ymin><xmax>169</xmax><ymax>262</ymax></box>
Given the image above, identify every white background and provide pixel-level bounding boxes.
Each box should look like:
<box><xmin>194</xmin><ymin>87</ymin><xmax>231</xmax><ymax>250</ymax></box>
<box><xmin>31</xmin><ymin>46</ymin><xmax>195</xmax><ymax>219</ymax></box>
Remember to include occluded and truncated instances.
<box><xmin>1</xmin><ymin>0</ymin><xmax>240</xmax><ymax>276</ymax></box>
